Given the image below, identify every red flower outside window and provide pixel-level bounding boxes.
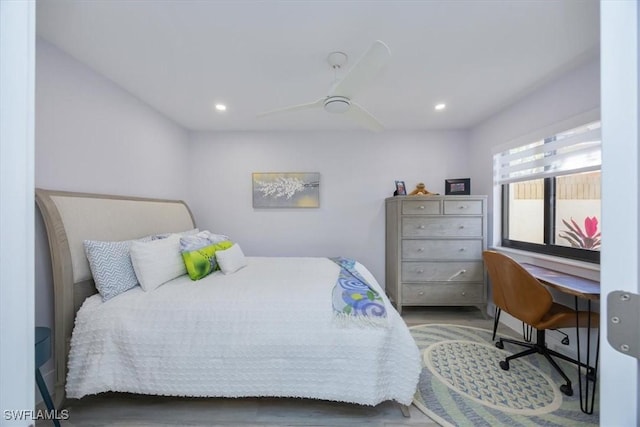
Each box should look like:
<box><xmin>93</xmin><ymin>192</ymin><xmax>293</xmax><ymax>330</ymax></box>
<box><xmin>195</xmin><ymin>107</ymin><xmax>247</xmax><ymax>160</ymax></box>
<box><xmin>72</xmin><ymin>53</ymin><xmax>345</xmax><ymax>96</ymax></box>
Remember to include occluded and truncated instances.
<box><xmin>559</xmin><ymin>216</ymin><xmax>601</xmax><ymax>250</ymax></box>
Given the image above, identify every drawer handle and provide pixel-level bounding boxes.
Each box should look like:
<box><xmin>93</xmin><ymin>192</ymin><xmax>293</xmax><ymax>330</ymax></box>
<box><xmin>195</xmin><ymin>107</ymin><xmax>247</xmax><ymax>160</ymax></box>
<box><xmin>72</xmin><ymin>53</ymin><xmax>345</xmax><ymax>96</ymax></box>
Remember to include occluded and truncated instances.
<box><xmin>418</xmin><ymin>291</ymin><xmax>425</xmax><ymax>296</ymax></box>
<box><xmin>458</xmin><ymin>205</ymin><xmax>467</xmax><ymax>209</ymax></box>
<box><xmin>461</xmin><ymin>291</ymin><xmax>466</xmax><ymax>296</ymax></box>
<box><xmin>419</xmin><ymin>205</ymin><xmax>425</xmax><ymax>210</ymax></box>
<box><xmin>459</xmin><ymin>248</ymin><xmax>466</xmax><ymax>252</ymax></box>
<box><xmin>419</xmin><ymin>225</ymin><xmax>425</xmax><ymax>229</ymax></box>
<box><xmin>447</xmin><ymin>269</ymin><xmax>466</xmax><ymax>281</ymax></box>
<box><xmin>416</xmin><ymin>269</ymin><xmax>424</xmax><ymax>274</ymax></box>
<box><xmin>459</xmin><ymin>225</ymin><xmax>465</xmax><ymax>229</ymax></box>
<box><xmin>417</xmin><ymin>247</ymin><xmax>425</xmax><ymax>252</ymax></box>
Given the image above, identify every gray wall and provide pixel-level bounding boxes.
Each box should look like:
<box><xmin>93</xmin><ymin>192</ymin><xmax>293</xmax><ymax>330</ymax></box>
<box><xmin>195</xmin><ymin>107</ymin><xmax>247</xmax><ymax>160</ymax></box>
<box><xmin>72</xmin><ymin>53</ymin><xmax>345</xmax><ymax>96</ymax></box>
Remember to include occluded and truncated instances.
<box><xmin>187</xmin><ymin>130</ymin><xmax>470</xmax><ymax>286</ymax></box>
<box><xmin>36</xmin><ymin>40</ymin><xmax>190</xmax><ymax>197</ymax></box>
<box><xmin>35</xmin><ymin>39</ymin><xmax>191</xmax><ymax>394</ymax></box>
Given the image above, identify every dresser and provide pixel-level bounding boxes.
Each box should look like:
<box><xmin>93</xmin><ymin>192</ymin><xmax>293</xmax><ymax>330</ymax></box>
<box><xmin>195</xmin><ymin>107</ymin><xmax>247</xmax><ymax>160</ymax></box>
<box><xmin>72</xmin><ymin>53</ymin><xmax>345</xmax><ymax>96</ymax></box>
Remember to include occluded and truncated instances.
<box><xmin>385</xmin><ymin>195</ymin><xmax>487</xmax><ymax>314</ymax></box>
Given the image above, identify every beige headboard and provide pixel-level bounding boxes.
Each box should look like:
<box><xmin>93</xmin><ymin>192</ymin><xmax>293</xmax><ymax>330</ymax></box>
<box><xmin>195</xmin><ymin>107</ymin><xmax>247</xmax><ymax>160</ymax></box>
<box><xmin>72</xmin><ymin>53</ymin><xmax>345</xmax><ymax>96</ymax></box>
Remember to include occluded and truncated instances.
<box><xmin>35</xmin><ymin>189</ymin><xmax>196</xmax><ymax>406</ymax></box>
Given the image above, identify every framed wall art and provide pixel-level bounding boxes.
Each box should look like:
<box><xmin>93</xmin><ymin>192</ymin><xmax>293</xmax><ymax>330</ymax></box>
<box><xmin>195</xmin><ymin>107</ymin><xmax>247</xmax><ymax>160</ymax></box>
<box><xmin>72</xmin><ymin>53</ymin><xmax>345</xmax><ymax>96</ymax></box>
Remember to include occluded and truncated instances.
<box><xmin>445</xmin><ymin>178</ymin><xmax>471</xmax><ymax>195</ymax></box>
<box><xmin>252</xmin><ymin>172</ymin><xmax>320</xmax><ymax>208</ymax></box>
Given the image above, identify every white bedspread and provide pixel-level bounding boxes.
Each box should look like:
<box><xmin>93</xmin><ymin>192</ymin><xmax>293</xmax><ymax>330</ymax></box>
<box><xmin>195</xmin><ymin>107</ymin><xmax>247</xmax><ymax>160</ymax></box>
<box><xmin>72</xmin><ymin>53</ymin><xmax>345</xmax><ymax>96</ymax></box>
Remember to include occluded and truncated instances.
<box><xmin>66</xmin><ymin>257</ymin><xmax>421</xmax><ymax>405</ymax></box>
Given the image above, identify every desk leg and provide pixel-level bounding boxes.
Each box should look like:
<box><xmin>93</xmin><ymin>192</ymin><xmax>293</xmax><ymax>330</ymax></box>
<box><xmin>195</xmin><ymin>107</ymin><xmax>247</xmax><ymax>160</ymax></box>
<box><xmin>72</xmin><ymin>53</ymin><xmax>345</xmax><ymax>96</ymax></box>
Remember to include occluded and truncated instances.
<box><xmin>575</xmin><ymin>296</ymin><xmax>599</xmax><ymax>415</ymax></box>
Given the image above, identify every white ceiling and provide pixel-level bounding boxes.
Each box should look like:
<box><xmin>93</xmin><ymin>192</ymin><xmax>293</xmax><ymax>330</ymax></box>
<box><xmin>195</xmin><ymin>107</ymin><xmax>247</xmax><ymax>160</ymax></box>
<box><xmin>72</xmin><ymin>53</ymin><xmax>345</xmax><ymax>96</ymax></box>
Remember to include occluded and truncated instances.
<box><xmin>36</xmin><ymin>0</ymin><xmax>600</xmax><ymax>132</ymax></box>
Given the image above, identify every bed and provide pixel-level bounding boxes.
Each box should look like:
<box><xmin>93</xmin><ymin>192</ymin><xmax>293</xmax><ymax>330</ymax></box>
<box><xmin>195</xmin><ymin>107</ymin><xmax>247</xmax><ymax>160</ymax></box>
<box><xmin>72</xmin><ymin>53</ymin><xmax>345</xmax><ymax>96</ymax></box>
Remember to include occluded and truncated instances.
<box><xmin>35</xmin><ymin>188</ymin><xmax>421</xmax><ymax>414</ymax></box>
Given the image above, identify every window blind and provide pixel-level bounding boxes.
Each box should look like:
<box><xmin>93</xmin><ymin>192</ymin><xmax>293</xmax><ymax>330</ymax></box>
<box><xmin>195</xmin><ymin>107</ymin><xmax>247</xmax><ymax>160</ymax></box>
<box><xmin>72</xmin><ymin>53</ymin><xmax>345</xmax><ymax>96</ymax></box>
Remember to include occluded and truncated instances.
<box><xmin>494</xmin><ymin>121</ymin><xmax>601</xmax><ymax>185</ymax></box>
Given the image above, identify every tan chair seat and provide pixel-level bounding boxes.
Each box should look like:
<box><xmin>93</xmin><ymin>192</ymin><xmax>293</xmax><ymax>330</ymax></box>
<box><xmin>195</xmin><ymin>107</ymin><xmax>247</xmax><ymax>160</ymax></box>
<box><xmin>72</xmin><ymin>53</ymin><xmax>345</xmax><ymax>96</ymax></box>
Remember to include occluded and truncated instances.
<box><xmin>535</xmin><ymin>302</ymin><xmax>599</xmax><ymax>330</ymax></box>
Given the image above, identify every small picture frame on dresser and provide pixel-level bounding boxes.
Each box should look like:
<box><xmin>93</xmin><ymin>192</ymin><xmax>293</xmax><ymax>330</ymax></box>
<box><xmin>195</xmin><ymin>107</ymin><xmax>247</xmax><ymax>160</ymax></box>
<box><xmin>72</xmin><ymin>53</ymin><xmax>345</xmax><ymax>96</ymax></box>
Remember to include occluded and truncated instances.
<box><xmin>445</xmin><ymin>178</ymin><xmax>471</xmax><ymax>195</ymax></box>
<box><xmin>394</xmin><ymin>180</ymin><xmax>407</xmax><ymax>196</ymax></box>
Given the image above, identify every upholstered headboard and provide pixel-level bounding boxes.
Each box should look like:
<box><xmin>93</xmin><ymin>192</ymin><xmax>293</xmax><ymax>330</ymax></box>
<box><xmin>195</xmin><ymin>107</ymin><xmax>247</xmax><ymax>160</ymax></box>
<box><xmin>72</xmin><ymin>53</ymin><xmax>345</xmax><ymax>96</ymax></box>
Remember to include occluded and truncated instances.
<box><xmin>35</xmin><ymin>189</ymin><xmax>196</xmax><ymax>406</ymax></box>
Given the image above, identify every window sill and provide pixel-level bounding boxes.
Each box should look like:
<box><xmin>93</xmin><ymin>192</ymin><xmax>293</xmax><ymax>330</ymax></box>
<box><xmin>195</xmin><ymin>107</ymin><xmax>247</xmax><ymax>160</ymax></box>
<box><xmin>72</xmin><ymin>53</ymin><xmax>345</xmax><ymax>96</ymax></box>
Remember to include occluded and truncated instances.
<box><xmin>489</xmin><ymin>246</ymin><xmax>600</xmax><ymax>282</ymax></box>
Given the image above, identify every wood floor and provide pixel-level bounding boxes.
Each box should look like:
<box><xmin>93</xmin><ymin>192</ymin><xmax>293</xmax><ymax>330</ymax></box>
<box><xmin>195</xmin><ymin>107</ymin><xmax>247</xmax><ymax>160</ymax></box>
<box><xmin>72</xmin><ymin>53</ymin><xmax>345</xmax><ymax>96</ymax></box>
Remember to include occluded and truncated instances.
<box><xmin>40</xmin><ymin>306</ymin><xmax>502</xmax><ymax>427</ymax></box>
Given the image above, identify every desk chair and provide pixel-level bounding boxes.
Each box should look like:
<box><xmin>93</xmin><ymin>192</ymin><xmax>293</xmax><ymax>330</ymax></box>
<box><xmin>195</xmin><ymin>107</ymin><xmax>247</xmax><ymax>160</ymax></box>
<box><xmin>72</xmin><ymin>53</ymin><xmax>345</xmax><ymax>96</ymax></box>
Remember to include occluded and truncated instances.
<box><xmin>483</xmin><ymin>251</ymin><xmax>598</xmax><ymax>396</ymax></box>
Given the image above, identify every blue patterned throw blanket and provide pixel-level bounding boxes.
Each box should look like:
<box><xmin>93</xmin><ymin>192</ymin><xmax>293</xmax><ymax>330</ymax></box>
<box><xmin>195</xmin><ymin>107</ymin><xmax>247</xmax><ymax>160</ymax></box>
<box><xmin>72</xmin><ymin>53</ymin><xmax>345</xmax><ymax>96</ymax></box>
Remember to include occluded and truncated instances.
<box><xmin>329</xmin><ymin>257</ymin><xmax>387</xmax><ymax>327</ymax></box>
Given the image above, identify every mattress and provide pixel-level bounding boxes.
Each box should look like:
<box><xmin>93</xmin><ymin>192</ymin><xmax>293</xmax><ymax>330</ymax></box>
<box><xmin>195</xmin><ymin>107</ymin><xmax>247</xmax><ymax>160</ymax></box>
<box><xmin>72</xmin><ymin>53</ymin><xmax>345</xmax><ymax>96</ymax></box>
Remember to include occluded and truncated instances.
<box><xmin>66</xmin><ymin>257</ymin><xmax>421</xmax><ymax>405</ymax></box>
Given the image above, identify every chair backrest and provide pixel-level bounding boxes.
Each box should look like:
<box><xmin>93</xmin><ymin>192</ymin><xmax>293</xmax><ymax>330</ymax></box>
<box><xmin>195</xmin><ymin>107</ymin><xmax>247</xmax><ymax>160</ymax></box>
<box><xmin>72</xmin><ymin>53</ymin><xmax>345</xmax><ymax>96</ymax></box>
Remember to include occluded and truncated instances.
<box><xmin>483</xmin><ymin>251</ymin><xmax>553</xmax><ymax>325</ymax></box>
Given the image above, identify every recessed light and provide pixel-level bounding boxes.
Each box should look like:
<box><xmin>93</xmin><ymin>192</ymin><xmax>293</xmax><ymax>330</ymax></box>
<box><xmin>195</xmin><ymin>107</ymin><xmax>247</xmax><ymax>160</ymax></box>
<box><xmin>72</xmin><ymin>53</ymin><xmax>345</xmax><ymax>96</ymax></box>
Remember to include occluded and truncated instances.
<box><xmin>435</xmin><ymin>103</ymin><xmax>446</xmax><ymax>111</ymax></box>
<box><xmin>215</xmin><ymin>104</ymin><xmax>227</xmax><ymax>112</ymax></box>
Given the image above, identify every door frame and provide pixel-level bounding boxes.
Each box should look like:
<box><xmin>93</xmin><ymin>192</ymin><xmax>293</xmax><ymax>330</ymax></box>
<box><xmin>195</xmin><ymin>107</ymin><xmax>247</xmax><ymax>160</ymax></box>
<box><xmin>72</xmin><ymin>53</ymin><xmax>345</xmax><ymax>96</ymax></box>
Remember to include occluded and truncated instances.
<box><xmin>600</xmin><ymin>1</ymin><xmax>639</xmax><ymax>425</ymax></box>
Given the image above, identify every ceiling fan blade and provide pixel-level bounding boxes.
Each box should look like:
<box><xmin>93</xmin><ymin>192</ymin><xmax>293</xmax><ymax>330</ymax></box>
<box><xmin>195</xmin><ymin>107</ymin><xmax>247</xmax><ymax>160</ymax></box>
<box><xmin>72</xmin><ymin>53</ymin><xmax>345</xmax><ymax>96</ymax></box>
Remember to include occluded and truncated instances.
<box><xmin>329</xmin><ymin>40</ymin><xmax>391</xmax><ymax>99</ymax></box>
<box><xmin>345</xmin><ymin>103</ymin><xmax>384</xmax><ymax>132</ymax></box>
<box><xmin>257</xmin><ymin>98</ymin><xmax>324</xmax><ymax>118</ymax></box>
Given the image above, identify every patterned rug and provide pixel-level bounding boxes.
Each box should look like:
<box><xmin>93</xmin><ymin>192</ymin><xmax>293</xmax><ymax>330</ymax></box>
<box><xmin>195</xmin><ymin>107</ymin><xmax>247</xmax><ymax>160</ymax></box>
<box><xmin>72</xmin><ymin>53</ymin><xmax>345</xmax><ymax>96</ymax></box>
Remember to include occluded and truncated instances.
<box><xmin>410</xmin><ymin>324</ymin><xmax>599</xmax><ymax>426</ymax></box>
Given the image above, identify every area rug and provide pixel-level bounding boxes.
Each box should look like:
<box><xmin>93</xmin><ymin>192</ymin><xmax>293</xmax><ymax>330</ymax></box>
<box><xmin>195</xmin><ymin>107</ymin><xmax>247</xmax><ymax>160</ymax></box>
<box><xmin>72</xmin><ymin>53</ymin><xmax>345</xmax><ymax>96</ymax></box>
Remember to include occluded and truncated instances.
<box><xmin>410</xmin><ymin>323</ymin><xmax>599</xmax><ymax>426</ymax></box>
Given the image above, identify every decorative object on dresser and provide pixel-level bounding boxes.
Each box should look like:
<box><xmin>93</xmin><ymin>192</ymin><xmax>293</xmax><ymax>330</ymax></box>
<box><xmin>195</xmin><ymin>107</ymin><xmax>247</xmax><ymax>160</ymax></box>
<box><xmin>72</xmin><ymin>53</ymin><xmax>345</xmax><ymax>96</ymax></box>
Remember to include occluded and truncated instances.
<box><xmin>394</xmin><ymin>180</ymin><xmax>407</xmax><ymax>196</ymax></box>
<box><xmin>444</xmin><ymin>178</ymin><xmax>471</xmax><ymax>195</ymax></box>
<box><xmin>408</xmin><ymin>182</ymin><xmax>438</xmax><ymax>196</ymax></box>
<box><xmin>385</xmin><ymin>195</ymin><xmax>487</xmax><ymax>314</ymax></box>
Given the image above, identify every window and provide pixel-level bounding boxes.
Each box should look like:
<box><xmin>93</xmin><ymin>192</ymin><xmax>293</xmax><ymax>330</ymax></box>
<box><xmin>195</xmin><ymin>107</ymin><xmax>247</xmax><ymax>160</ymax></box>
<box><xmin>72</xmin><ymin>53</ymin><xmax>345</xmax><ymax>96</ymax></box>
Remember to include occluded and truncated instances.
<box><xmin>495</xmin><ymin>121</ymin><xmax>601</xmax><ymax>263</ymax></box>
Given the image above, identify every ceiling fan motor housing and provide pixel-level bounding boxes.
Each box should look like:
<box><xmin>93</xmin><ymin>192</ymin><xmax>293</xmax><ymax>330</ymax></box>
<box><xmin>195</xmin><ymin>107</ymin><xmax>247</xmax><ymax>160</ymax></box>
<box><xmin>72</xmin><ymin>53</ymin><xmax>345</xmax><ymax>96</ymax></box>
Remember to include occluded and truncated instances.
<box><xmin>258</xmin><ymin>41</ymin><xmax>390</xmax><ymax>130</ymax></box>
<box><xmin>324</xmin><ymin>96</ymin><xmax>351</xmax><ymax>113</ymax></box>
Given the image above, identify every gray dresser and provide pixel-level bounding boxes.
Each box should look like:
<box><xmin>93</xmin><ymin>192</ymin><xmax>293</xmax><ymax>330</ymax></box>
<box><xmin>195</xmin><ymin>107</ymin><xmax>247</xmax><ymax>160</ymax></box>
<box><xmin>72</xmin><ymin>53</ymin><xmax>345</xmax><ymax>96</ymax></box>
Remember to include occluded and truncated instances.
<box><xmin>385</xmin><ymin>195</ymin><xmax>487</xmax><ymax>314</ymax></box>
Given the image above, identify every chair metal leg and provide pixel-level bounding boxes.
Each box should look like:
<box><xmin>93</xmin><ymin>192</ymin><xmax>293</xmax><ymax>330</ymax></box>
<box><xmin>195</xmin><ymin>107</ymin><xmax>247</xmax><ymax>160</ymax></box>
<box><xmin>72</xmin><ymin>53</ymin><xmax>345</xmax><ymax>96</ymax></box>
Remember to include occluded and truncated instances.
<box><xmin>497</xmin><ymin>328</ymin><xmax>578</xmax><ymax>398</ymax></box>
<box><xmin>496</xmin><ymin>336</ymin><xmax>536</xmax><ymax>368</ymax></box>
<box><xmin>492</xmin><ymin>307</ymin><xmax>501</xmax><ymax>341</ymax></box>
<box><xmin>545</xmin><ymin>347</ymin><xmax>594</xmax><ymax>373</ymax></box>
<box><xmin>497</xmin><ymin>341</ymin><xmax>537</xmax><ymax>372</ymax></box>
<box><xmin>542</xmin><ymin>351</ymin><xmax>573</xmax><ymax>388</ymax></box>
<box><xmin>522</xmin><ymin>323</ymin><xmax>533</xmax><ymax>342</ymax></box>
<box><xmin>498</xmin><ymin>336</ymin><xmax>536</xmax><ymax>349</ymax></box>
<box><xmin>505</xmin><ymin>347</ymin><xmax>538</xmax><ymax>363</ymax></box>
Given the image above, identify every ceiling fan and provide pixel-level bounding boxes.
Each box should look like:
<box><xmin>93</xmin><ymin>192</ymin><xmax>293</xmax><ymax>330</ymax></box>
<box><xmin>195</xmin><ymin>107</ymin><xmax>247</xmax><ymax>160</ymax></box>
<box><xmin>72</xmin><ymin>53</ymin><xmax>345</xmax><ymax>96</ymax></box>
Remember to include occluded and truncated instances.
<box><xmin>258</xmin><ymin>40</ymin><xmax>391</xmax><ymax>132</ymax></box>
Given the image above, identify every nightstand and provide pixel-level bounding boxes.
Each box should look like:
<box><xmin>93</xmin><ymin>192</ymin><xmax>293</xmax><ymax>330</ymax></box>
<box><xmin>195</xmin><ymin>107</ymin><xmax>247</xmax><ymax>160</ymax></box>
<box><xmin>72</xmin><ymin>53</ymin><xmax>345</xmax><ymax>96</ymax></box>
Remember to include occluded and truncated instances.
<box><xmin>35</xmin><ymin>327</ymin><xmax>60</xmax><ymax>427</ymax></box>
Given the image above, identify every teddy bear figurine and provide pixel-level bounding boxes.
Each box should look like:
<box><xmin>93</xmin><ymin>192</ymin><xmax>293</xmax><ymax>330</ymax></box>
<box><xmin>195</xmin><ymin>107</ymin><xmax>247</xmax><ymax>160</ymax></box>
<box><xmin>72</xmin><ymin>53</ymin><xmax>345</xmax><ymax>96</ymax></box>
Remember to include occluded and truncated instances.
<box><xmin>409</xmin><ymin>182</ymin><xmax>436</xmax><ymax>196</ymax></box>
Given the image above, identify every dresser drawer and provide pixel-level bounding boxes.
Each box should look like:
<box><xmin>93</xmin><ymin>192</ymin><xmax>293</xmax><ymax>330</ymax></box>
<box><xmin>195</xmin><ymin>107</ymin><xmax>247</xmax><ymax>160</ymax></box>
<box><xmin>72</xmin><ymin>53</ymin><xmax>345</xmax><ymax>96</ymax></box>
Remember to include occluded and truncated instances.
<box><xmin>401</xmin><ymin>282</ymin><xmax>485</xmax><ymax>305</ymax></box>
<box><xmin>402</xmin><ymin>200</ymin><xmax>441</xmax><ymax>215</ymax></box>
<box><xmin>402</xmin><ymin>239</ymin><xmax>483</xmax><ymax>260</ymax></box>
<box><xmin>444</xmin><ymin>200</ymin><xmax>483</xmax><ymax>215</ymax></box>
<box><xmin>402</xmin><ymin>217</ymin><xmax>482</xmax><ymax>237</ymax></box>
<box><xmin>402</xmin><ymin>261</ymin><xmax>483</xmax><ymax>282</ymax></box>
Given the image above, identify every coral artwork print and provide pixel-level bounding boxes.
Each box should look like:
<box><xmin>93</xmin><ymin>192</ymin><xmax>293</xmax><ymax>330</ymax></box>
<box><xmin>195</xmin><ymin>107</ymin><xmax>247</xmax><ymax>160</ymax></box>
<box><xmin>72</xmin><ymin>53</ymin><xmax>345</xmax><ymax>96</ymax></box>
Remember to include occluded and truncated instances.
<box><xmin>252</xmin><ymin>173</ymin><xmax>320</xmax><ymax>208</ymax></box>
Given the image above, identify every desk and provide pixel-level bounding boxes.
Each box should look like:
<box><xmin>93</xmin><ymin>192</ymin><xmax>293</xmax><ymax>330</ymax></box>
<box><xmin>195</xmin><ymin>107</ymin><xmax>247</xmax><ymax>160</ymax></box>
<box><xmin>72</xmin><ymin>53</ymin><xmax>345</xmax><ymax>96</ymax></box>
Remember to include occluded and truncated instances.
<box><xmin>521</xmin><ymin>263</ymin><xmax>599</xmax><ymax>415</ymax></box>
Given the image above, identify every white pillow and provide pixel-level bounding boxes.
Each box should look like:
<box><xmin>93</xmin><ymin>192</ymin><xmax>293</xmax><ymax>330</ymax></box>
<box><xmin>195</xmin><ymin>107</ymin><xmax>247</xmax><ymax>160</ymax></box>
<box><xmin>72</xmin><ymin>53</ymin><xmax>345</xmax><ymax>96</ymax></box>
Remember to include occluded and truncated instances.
<box><xmin>216</xmin><ymin>243</ymin><xmax>247</xmax><ymax>274</ymax></box>
<box><xmin>130</xmin><ymin>234</ymin><xmax>186</xmax><ymax>291</ymax></box>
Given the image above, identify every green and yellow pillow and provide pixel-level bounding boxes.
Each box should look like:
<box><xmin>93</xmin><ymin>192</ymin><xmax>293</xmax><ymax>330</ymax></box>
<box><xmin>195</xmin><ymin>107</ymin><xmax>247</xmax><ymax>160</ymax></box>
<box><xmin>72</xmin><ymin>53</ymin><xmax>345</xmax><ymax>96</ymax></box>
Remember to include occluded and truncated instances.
<box><xmin>180</xmin><ymin>234</ymin><xmax>233</xmax><ymax>280</ymax></box>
